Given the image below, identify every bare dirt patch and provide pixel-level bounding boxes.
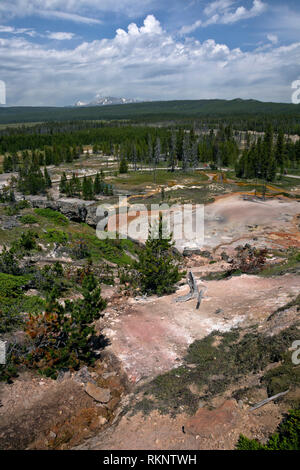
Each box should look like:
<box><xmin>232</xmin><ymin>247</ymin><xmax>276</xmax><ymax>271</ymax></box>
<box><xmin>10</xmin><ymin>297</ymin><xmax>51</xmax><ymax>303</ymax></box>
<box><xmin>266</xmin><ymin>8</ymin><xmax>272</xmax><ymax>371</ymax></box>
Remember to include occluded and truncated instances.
<box><xmin>100</xmin><ymin>274</ymin><xmax>299</xmax><ymax>384</ymax></box>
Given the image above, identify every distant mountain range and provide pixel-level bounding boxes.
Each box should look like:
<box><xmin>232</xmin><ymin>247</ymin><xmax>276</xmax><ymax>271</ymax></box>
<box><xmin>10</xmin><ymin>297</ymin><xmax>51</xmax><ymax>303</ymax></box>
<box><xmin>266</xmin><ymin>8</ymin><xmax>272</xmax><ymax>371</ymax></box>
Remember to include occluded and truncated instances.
<box><xmin>74</xmin><ymin>96</ymin><xmax>141</xmax><ymax>107</ymax></box>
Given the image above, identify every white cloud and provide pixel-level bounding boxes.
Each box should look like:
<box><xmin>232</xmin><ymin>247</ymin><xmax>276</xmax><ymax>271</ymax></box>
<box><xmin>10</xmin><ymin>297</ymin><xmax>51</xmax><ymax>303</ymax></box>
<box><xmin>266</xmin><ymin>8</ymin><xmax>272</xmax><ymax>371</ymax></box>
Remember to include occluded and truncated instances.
<box><xmin>0</xmin><ymin>25</ymin><xmax>36</xmax><ymax>35</ymax></box>
<box><xmin>267</xmin><ymin>34</ymin><xmax>278</xmax><ymax>45</ymax></box>
<box><xmin>180</xmin><ymin>0</ymin><xmax>267</xmax><ymax>35</ymax></box>
<box><xmin>204</xmin><ymin>0</ymin><xmax>235</xmax><ymax>17</ymax></box>
<box><xmin>0</xmin><ymin>14</ymin><xmax>299</xmax><ymax>106</ymax></box>
<box><xmin>47</xmin><ymin>31</ymin><xmax>75</xmax><ymax>40</ymax></box>
<box><xmin>217</xmin><ymin>0</ymin><xmax>267</xmax><ymax>25</ymax></box>
<box><xmin>38</xmin><ymin>10</ymin><xmax>102</xmax><ymax>24</ymax></box>
<box><xmin>0</xmin><ymin>0</ymin><xmax>156</xmax><ymax>23</ymax></box>
<box><xmin>179</xmin><ymin>20</ymin><xmax>202</xmax><ymax>36</ymax></box>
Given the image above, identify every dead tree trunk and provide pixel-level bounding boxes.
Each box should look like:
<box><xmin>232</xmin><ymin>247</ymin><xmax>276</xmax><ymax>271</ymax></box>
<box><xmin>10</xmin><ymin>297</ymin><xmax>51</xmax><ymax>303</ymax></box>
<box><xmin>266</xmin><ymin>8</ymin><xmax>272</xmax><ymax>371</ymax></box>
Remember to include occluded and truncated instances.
<box><xmin>249</xmin><ymin>390</ymin><xmax>289</xmax><ymax>411</ymax></box>
<box><xmin>175</xmin><ymin>271</ymin><xmax>206</xmax><ymax>310</ymax></box>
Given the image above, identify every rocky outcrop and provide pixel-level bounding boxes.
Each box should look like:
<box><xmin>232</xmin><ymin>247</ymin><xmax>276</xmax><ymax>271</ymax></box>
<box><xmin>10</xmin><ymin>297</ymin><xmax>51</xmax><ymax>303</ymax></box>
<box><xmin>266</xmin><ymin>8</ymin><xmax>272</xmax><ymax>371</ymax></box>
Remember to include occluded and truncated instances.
<box><xmin>25</xmin><ymin>196</ymin><xmax>106</xmax><ymax>227</ymax></box>
<box><xmin>183</xmin><ymin>248</ymin><xmax>212</xmax><ymax>258</ymax></box>
<box><xmin>0</xmin><ymin>215</ymin><xmax>21</xmax><ymax>230</ymax></box>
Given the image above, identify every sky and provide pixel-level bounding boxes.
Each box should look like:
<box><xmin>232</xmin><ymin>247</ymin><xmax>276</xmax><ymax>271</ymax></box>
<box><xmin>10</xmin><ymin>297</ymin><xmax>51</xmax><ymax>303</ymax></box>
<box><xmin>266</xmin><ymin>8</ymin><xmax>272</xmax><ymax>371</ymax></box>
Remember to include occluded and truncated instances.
<box><xmin>0</xmin><ymin>0</ymin><xmax>299</xmax><ymax>106</ymax></box>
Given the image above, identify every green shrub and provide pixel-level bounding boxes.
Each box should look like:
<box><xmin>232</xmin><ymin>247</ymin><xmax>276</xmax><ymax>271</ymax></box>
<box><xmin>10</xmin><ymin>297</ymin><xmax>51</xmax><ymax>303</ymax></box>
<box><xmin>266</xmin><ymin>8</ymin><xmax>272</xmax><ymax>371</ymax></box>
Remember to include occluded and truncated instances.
<box><xmin>30</xmin><ymin>262</ymin><xmax>67</xmax><ymax>295</ymax></box>
<box><xmin>20</xmin><ymin>214</ymin><xmax>38</xmax><ymax>225</ymax></box>
<box><xmin>4</xmin><ymin>205</ymin><xmax>19</xmax><ymax>216</ymax></box>
<box><xmin>0</xmin><ymin>247</ymin><xmax>22</xmax><ymax>275</ymax></box>
<box><xmin>262</xmin><ymin>353</ymin><xmax>300</xmax><ymax>397</ymax></box>
<box><xmin>0</xmin><ymin>295</ymin><xmax>45</xmax><ymax>334</ymax></box>
<box><xmin>34</xmin><ymin>208</ymin><xmax>68</xmax><ymax>225</ymax></box>
<box><xmin>25</xmin><ymin>273</ymin><xmax>107</xmax><ymax>378</ymax></box>
<box><xmin>0</xmin><ymin>272</ymin><xmax>34</xmax><ymax>334</ymax></box>
<box><xmin>16</xmin><ymin>200</ymin><xmax>31</xmax><ymax>210</ymax></box>
<box><xmin>11</xmin><ymin>230</ymin><xmax>39</xmax><ymax>251</ymax></box>
<box><xmin>0</xmin><ymin>273</ymin><xmax>30</xmax><ymax>299</ymax></box>
<box><xmin>42</xmin><ymin>229</ymin><xmax>68</xmax><ymax>244</ymax></box>
<box><xmin>22</xmin><ymin>295</ymin><xmax>46</xmax><ymax>313</ymax></box>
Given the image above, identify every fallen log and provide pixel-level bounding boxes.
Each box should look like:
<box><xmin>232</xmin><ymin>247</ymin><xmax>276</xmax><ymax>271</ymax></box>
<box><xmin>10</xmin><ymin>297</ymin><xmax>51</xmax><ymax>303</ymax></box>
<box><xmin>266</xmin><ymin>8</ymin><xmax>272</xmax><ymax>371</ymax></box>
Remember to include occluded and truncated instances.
<box><xmin>249</xmin><ymin>390</ymin><xmax>289</xmax><ymax>411</ymax></box>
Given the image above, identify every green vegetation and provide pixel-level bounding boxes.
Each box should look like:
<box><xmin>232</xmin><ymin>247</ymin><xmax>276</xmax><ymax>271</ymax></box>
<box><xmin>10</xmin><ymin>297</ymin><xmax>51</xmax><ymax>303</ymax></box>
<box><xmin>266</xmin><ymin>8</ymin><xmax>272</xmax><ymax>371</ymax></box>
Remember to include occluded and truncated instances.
<box><xmin>34</xmin><ymin>208</ymin><xmax>69</xmax><ymax>225</ymax></box>
<box><xmin>237</xmin><ymin>409</ymin><xmax>300</xmax><ymax>450</ymax></box>
<box><xmin>119</xmin><ymin>158</ymin><xmax>128</xmax><ymax>174</ymax></box>
<box><xmin>42</xmin><ymin>229</ymin><xmax>68</xmax><ymax>244</ymax></box>
<box><xmin>20</xmin><ymin>214</ymin><xmax>38</xmax><ymax>224</ymax></box>
<box><xmin>0</xmin><ymin>273</ymin><xmax>45</xmax><ymax>335</ymax></box>
<box><xmin>133</xmin><ymin>324</ymin><xmax>300</xmax><ymax>416</ymax></box>
<box><xmin>261</xmin><ymin>249</ymin><xmax>300</xmax><ymax>277</ymax></box>
<box><xmin>59</xmin><ymin>171</ymin><xmax>113</xmax><ymax>199</ymax></box>
<box><xmin>0</xmin><ymin>234</ymin><xmax>112</xmax><ymax>381</ymax></box>
<box><xmin>113</xmin><ymin>170</ymin><xmax>209</xmax><ymax>190</ymax></box>
<box><xmin>25</xmin><ymin>273</ymin><xmax>107</xmax><ymax>378</ymax></box>
<box><xmin>132</xmin><ymin>213</ymin><xmax>184</xmax><ymax>296</ymax></box>
<box><xmin>12</xmin><ymin>230</ymin><xmax>39</xmax><ymax>252</ymax></box>
<box><xmin>0</xmin><ymin>272</ymin><xmax>31</xmax><ymax>299</ymax></box>
<box><xmin>236</xmin><ymin>125</ymin><xmax>300</xmax><ymax>182</ymax></box>
<box><xmin>1</xmin><ymin>99</ymin><xmax>300</xmax><ymax>126</ymax></box>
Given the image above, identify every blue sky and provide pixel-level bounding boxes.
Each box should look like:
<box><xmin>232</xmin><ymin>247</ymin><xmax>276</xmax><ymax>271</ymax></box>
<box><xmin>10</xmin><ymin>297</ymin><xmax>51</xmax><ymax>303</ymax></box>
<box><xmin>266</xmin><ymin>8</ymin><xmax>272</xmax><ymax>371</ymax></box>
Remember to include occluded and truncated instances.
<box><xmin>0</xmin><ymin>1</ymin><xmax>299</xmax><ymax>105</ymax></box>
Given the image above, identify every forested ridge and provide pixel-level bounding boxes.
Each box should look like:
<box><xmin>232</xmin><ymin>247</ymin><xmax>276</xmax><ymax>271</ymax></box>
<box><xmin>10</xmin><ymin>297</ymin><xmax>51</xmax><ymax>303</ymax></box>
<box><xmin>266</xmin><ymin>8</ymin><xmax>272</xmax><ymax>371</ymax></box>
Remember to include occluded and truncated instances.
<box><xmin>0</xmin><ymin>98</ymin><xmax>300</xmax><ymax>130</ymax></box>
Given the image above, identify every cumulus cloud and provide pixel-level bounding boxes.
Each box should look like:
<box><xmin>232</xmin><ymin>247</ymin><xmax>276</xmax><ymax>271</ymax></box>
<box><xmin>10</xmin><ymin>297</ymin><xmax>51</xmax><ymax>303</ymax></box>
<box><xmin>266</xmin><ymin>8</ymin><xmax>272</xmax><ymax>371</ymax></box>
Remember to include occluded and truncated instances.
<box><xmin>0</xmin><ymin>14</ymin><xmax>299</xmax><ymax>106</ymax></box>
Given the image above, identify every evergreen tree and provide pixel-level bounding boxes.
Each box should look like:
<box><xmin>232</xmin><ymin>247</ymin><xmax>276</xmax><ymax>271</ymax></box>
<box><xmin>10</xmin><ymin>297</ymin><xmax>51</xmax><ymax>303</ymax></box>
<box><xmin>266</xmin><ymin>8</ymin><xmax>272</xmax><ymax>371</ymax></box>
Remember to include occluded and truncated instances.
<box><xmin>59</xmin><ymin>172</ymin><xmax>68</xmax><ymax>194</ymax></box>
<box><xmin>262</xmin><ymin>125</ymin><xmax>274</xmax><ymax>180</ymax></box>
<box><xmin>44</xmin><ymin>167</ymin><xmax>52</xmax><ymax>188</ymax></box>
<box><xmin>182</xmin><ymin>133</ymin><xmax>190</xmax><ymax>171</ymax></box>
<box><xmin>93</xmin><ymin>172</ymin><xmax>102</xmax><ymax>194</ymax></box>
<box><xmin>119</xmin><ymin>158</ymin><xmax>128</xmax><ymax>174</ymax></box>
<box><xmin>153</xmin><ymin>137</ymin><xmax>161</xmax><ymax>183</ymax></box>
<box><xmin>82</xmin><ymin>176</ymin><xmax>94</xmax><ymax>200</ymax></box>
<box><xmin>134</xmin><ymin>213</ymin><xmax>183</xmax><ymax>296</ymax></box>
<box><xmin>147</xmin><ymin>134</ymin><xmax>153</xmax><ymax>165</ymax></box>
<box><xmin>275</xmin><ymin>129</ymin><xmax>285</xmax><ymax>174</ymax></box>
<box><xmin>132</xmin><ymin>144</ymin><xmax>137</xmax><ymax>171</ymax></box>
<box><xmin>3</xmin><ymin>155</ymin><xmax>13</xmax><ymax>172</ymax></box>
<box><xmin>169</xmin><ymin>131</ymin><xmax>177</xmax><ymax>172</ymax></box>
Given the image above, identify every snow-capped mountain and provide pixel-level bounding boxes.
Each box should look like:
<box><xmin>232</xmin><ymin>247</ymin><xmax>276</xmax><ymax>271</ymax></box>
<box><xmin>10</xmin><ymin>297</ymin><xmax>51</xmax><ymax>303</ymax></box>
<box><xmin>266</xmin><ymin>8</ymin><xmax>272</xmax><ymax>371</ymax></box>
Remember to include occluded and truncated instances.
<box><xmin>74</xmin><ymin>95</ymin><xmax>141</xmax><ymax>107</ymax></box>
